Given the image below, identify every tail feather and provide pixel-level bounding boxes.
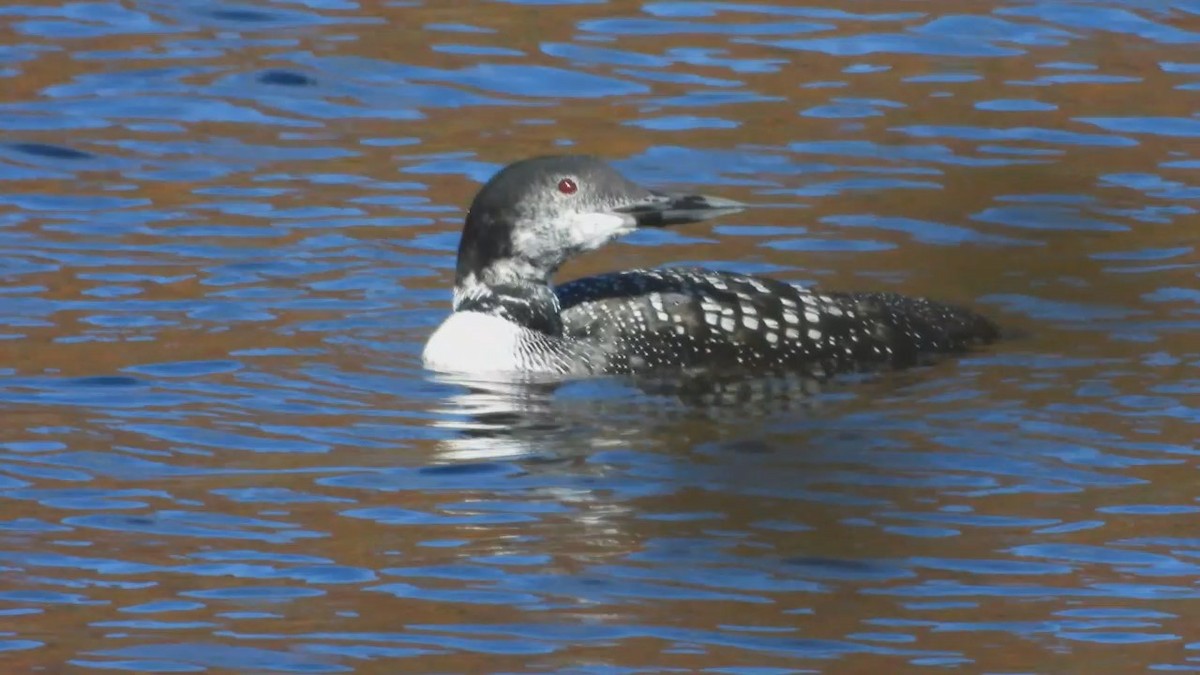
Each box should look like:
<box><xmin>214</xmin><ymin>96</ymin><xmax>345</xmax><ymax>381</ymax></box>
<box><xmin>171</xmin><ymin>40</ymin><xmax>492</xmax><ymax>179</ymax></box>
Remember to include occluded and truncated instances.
<box><xmin>829</xmin><ymin>291</ymin><xmax>1000</xmax><ymax>368</ymax></box>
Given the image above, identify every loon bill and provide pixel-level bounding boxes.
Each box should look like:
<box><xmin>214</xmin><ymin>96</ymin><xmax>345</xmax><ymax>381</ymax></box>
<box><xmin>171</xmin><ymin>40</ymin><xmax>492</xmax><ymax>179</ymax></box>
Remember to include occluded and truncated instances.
<box><xmin>422</xmin><ymin>154</ymin><xmax>999</xmax><ymax>378</ymax></box>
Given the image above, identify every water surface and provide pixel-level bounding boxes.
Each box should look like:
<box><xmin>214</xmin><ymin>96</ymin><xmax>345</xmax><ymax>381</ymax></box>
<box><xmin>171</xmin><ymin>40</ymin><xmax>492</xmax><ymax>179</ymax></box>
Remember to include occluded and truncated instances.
<box><xmin>2</xmin><ymin>0</ymin><xmax>1200</xmax><ymax>671</ymax></box>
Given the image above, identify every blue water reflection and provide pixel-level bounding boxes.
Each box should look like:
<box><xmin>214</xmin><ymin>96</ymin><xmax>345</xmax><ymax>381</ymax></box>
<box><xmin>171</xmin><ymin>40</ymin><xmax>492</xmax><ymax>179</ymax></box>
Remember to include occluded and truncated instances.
<box><xmin>1</xmin><ymin>0</ymin><xmax>1199</xmax><ymax>672</ymax></box>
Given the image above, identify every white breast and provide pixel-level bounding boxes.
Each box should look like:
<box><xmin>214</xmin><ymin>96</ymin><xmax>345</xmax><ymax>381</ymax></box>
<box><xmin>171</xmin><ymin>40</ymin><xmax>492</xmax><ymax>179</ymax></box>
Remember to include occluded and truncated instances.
<box><xmin>423</xmin><ymin>311</ymin><xmax>562</xmax><ymax>375</ymax></box>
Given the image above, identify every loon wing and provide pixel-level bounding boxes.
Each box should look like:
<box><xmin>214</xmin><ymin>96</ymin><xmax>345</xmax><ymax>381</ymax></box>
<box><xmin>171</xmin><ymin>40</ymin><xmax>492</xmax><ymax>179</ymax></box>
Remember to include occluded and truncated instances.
<box><xmin>555</xmin><ymin>268</ymin><xmax>997</xmax><ymax>376</ymax></box>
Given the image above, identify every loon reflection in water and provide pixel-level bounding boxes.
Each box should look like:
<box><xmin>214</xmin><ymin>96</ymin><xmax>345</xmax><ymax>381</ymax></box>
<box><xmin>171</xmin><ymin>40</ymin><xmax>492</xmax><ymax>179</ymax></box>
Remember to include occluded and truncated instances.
<box><xmin>423</xmin><ymin>155</ymin><xmax>998</xmax><ymax>381</ymax></box>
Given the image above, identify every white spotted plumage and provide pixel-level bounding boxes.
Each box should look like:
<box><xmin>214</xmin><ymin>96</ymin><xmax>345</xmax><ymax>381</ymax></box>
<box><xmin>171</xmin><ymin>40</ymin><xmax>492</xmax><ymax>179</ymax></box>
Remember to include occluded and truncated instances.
<box><xmin>423</xmin><ymin>154</ymin><xmax>998</xmax><ymax>379</ymax></box>
<box><xmin>553</xmin><ymin>267</ymin><xmax>997</xmax><ymax>377</ymax></box>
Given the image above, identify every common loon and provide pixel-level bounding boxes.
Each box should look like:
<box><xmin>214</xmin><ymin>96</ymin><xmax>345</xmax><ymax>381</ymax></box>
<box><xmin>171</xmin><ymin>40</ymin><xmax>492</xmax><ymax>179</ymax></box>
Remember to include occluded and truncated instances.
<box><xmin>423</xmin><ymin>155</ymin><xmax>998</xmax><ymax>378</ymax></box>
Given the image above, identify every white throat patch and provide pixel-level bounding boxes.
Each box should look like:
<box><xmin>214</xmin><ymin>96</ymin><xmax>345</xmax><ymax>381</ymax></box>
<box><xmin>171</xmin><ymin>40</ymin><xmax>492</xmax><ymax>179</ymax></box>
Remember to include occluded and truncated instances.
<box><xmin>562</xmin><ymin>211</ymin><xmax>635</xmax><ymax>252</ymax></box>
<box><xmin>508</xmin><ymin>211</ymin><xmax>635</xmax><ymax>271</ymax></box>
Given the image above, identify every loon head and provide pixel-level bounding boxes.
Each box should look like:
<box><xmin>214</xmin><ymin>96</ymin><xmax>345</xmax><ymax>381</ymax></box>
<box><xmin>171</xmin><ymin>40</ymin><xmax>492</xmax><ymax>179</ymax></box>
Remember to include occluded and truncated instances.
<box><xmin>454</xmin><ymin>155</ymin><xmax>744</xmax><ymax>294</ymax></box>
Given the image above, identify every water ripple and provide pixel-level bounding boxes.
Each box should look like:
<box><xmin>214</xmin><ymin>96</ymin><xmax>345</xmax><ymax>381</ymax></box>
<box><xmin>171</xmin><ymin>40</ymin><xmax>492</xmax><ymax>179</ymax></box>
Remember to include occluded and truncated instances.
<box><xmin>1</xmin><ymin>0</ymin><xmax>1198</xmax><ymax>672</ymax></box>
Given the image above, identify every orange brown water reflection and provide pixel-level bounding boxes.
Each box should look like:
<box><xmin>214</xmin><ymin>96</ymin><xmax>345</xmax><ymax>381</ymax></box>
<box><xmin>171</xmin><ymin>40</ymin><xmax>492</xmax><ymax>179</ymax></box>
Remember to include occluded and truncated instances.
<box><xmin>1</xmin><ymin>0</ymin><xmax>1199</xmax><ymax>672</ymax></box>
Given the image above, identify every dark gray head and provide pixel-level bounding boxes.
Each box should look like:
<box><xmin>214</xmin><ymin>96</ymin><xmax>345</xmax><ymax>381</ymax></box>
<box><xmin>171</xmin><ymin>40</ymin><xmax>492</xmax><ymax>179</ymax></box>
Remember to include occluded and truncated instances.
<box><xmin>454</xmin><ymin>155</ymin><xmax>744</xmax><ymax>293</ymax></box>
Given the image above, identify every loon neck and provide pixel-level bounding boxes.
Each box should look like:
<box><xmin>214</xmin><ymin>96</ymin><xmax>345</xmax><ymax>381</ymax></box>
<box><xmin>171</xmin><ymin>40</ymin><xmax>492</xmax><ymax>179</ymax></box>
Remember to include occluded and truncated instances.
<box><xmin>453</xmin><ymin>280</ymin><xmax>563</xmax><ymax>336</ymax></box>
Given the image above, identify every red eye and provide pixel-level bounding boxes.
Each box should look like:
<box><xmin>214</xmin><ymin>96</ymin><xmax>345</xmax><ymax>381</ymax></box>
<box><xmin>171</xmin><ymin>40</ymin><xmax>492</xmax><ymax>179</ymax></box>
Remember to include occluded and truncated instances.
<box><xmin>557</xmin><ymin>178</ymin><xmax>578</xmax><ymax>195</ymax></box>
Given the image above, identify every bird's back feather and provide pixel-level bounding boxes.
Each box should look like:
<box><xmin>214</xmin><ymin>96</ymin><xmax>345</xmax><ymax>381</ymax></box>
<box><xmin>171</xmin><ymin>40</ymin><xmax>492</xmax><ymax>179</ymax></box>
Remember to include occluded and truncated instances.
<box><xmin>556</xmin><ymin>268</ymin><xmax>997</xmax><ymax>377</ymax></box>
